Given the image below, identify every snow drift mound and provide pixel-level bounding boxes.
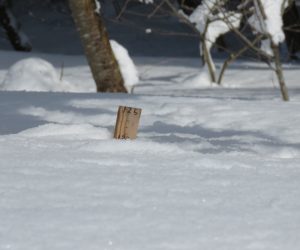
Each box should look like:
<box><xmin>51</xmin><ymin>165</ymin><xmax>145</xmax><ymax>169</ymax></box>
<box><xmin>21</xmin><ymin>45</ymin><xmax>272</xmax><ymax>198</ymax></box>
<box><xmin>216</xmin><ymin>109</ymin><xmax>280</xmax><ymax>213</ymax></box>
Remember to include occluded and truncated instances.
<box><xmin>0</xmin><ymin>43</ymin><xmax>139</xmax><ymax>93</ymax></box>
<box><xmin>1</xmin><ymin>58</ymin><xmax>72</xmax><ymax>92</ymax></box>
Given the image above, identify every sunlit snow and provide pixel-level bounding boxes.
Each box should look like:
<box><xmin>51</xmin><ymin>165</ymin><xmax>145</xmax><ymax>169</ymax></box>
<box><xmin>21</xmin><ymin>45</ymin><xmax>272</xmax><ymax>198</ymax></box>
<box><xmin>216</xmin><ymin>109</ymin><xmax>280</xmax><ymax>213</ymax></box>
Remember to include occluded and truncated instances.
<box><xmin>0</xmin><ymin>49</ymin><xmax>299</xmax><ymax>250</ymax></box>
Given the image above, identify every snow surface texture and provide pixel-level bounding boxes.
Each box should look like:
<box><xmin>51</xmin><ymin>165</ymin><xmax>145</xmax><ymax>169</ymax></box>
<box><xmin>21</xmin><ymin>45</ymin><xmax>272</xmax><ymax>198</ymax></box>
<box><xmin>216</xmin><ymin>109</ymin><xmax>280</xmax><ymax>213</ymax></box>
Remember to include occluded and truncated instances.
<box><xmin>1</xmin><ymin>92</ymin><xmax>300</xmax><ymax>250</ymax></box>
<box><xmin>0</xmin><ymin>51</ymin><xmax>300</xmax><ymax>250</ymax></box>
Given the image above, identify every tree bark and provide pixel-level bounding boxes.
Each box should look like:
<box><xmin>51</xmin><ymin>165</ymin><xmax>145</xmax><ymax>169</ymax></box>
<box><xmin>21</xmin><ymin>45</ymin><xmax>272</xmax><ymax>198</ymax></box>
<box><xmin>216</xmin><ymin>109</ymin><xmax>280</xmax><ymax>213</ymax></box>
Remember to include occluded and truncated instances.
<box><xmin>68</xmin><ymin>0</ymin><xmax>127</xmax><ymax>93</ymax></box>
<box><xmin>256</xmin><ymin>0</ymin><xmax>289</xmax><ymax>101</ymax></box>
<box><xmin>271</xmin><ymin>43</ymin><xmax>289</xmax><ymax>101</ymax></box>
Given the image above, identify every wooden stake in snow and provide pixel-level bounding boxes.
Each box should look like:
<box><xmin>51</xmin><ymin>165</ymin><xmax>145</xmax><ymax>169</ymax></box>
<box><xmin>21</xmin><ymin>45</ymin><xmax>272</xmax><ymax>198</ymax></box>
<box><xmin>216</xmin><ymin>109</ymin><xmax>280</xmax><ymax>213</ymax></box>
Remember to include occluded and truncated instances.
<box><xmin>114</xmin><ymin>106</ymin><xmax>142</xmax><ymax>139</ymax></box>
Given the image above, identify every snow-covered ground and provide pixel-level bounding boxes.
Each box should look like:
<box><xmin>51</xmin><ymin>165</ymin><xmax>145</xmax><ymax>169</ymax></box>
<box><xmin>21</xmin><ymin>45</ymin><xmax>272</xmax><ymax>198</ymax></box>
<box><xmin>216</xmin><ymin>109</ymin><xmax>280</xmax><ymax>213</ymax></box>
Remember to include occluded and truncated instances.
<box><xmin>0</xmin><ymin>50</ymin><xmax>300</xmax><ymax>249</ymax></box>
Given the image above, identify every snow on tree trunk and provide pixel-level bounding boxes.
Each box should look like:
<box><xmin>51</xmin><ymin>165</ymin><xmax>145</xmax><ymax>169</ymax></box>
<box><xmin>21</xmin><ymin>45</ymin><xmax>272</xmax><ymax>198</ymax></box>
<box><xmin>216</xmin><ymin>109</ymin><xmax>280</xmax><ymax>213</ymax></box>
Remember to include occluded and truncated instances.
<box><xmin>68</xmin><ymin>0</ymin><xmax>127</xmax><ymax>93</ymax></box>
<box><xmin>110</xmin><ymin>40</ymin><xmax>139</xmax><ymax>93</ymax></box>
<box><xmin>0</xmin><ymin>0</ymin><xmax>32</xmax><ymax>52</ymax></box>
<box><xmin>253</xmin><ymin>0</ymin><xmax>290</xmax><ymax>101</ymax></box>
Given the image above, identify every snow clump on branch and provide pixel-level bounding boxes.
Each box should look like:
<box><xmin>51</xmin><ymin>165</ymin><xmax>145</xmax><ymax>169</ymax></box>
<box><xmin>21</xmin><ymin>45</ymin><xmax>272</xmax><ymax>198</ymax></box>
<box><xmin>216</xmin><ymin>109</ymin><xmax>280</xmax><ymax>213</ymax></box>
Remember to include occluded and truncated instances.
<box><xmin>94</xmin><ymin>0</ymin><xmax>101</xmax><ymax>14</ymax></box>
<box><xmin>139</xmin><ymin>0</ymin><xmax>153</xmax><ymax>4</ymax></box>
<box><xmin>188</xmin><ymin>0</ymin><xmax>241</xmax><ymax>84</ymax></box>
<box><xmin>189</xmin><ymin>0</ymin><xmax>242</xmax><ymax>50</ymax></box>
<box><xmin>248</xmin><ymin>0</ymin><xmax>289</xmax><ymax>45</ymax></box>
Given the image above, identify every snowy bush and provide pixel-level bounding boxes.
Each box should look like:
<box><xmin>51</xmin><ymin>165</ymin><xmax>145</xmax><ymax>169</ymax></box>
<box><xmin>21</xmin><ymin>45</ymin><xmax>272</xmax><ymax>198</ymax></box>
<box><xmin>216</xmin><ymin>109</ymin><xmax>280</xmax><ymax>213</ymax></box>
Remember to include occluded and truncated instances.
<box><xmin>186</xmin><ymin>0</ymin><xmax>290</xmax><ymax>100</ymax></box>
<box><xmin>189</xmin><ymin>0</ymin><xmax>242</xmax><ymax>83</ymax></box>
<box><xmin>0</xmin><ymin>58</ymin><xmax>72</xmax><ymax>92</ymax></box>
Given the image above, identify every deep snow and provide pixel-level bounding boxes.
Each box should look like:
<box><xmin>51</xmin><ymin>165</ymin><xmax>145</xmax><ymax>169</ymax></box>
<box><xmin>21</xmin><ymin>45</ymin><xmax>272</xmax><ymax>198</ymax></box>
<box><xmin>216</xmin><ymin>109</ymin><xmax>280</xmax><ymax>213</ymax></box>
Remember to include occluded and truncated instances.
<box><xmin>0</xmin><ymin>90</ymin><xmax>300</xmax><ymax>250</ymax></box>
<box><xmin>0</xmin><ymin>49</ymin><xmax>300</xmax><ymax>249</ymax></box>
<box><xmin>0</xmin><ymin>2</ymin><xmax>300</xmax><ymax>248</ymax></box>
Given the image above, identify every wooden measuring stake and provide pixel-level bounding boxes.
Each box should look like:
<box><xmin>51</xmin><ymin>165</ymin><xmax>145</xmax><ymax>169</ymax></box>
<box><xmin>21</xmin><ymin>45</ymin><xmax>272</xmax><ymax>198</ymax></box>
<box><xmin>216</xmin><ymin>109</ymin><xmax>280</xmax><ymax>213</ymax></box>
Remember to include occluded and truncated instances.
<box><xmin>114</xmin><ymin>106</ymin><xmax>142</xmax><ymax>139</ymax></box>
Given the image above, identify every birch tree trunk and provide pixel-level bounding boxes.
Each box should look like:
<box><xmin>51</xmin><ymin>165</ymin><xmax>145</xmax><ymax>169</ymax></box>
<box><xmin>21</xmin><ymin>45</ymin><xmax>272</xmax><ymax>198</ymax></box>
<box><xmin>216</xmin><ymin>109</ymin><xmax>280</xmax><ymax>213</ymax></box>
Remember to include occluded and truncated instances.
<box><xmin>68</xmin><ymin>0</ymin><xmax>127</xmax><ymax>93</ymax></box>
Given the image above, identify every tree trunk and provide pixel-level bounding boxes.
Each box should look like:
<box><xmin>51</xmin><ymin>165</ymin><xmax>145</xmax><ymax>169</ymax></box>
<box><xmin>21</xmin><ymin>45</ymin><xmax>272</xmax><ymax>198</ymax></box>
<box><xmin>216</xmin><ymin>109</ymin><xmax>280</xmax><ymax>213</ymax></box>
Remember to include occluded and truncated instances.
<box><xmin>68</xmin><ymin>0</ymin><xmax>127</xmax><ymax>93</ymax></box>
<box><xmin>271</xmin><ymin>43</ymin><xmax>289</xmax><ymax>101</ymax></box>
<box><xmin>0</xmin><ymin>0</ymin><xmax>32</xmax><ymax>52</ymax></box>
<box><xmin>256</xmin><ymin>0</ymin><xmax>289</xmax><ymax>101</ymax></box>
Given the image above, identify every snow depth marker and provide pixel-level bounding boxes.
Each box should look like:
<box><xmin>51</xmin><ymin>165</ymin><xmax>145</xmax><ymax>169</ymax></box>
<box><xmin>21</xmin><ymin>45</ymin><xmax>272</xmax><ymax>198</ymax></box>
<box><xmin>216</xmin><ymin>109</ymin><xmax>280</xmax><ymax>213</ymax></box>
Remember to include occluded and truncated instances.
<box><xmin>114</xmin><ymin>106</ymin><xmax>142</xmax><ymax>139</ymax></box>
